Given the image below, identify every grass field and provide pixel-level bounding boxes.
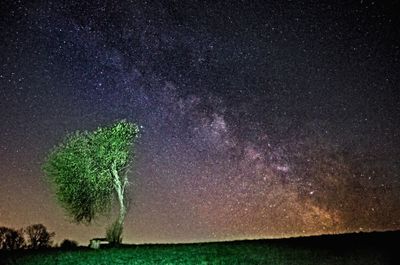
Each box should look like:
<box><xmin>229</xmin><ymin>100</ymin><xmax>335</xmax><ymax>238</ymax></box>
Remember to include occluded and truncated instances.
<box><xmin>1</xmin><ymin>231</ymin><xmax>397</xmax><ymax>265</ymax></box>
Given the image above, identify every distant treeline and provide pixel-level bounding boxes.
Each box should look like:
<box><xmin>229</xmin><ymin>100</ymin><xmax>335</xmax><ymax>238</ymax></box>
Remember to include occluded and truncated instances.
<box><xmin>0</xmin><ymin>224</ymin><xmax>78</xmax><ymax>251</ymax></box>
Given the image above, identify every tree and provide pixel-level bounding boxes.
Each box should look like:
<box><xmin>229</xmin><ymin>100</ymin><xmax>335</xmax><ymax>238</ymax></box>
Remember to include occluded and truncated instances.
<box><xmin>0</xmin><ymin>227</ymin><xmax>25</xmax><ymax>250</ymax></box>
<box><xmin>43</xmin><ymin>120</ymin><xmax>140</xmax><ymax>244</ymax></box>
<box><xmin>24</xmin><ymin>224</ymin><xmax>55</xmax><ymax>249</ymax></box>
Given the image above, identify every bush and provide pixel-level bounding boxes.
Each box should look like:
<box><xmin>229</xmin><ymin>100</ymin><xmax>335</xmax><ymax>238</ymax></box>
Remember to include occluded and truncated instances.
<box><xmin>60</xmin><ymin>239</ymin><xmax>78</xmax><ymax>249</ymax></box>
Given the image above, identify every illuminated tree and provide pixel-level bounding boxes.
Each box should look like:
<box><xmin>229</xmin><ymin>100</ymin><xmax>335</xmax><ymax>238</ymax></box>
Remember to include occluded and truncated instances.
<box><xmin>43</xmin><ymin>120</ymin><xmax>139</xmax><ymax>244</ymax></box>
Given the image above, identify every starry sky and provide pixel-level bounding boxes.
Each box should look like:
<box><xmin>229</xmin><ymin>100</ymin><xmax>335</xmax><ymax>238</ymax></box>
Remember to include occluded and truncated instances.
<box><xmin>1</xmin><ymin>0</ymin><xmax>400</xmax><ymax>244</ymax></box>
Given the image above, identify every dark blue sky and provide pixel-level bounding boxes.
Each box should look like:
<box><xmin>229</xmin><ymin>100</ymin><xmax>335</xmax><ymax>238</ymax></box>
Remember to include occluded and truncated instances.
<box><xmin>1</xmin><ymin>0</ymin><xmax>399</xmax><ymax>244</ymax></box>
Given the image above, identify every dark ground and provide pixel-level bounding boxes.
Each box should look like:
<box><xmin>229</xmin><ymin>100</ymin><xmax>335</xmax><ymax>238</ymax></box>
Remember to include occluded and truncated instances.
<box><xmin>1</xmin><ymin>230</ymin><xmax>398</xmax><ymax>265</ymax></box>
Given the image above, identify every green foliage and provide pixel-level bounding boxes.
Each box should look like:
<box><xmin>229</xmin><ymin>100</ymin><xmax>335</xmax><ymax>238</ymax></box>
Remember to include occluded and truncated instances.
<box><xmin>43</xmin><ymin>120</ymin><xmax>139</xmax><ymax>223</ymax></box>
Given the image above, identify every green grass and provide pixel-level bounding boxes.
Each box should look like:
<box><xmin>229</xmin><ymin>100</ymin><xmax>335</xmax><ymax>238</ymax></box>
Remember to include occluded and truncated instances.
<box><xmin>1</xmin><ymin>231</ymin><xmax>397</xmax><ymax>265</ymax></box>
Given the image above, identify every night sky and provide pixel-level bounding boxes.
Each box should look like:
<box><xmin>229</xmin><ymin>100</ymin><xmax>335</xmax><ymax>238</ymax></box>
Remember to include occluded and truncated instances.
<box><xmin>1</xmin><ymin>0</ymin><xmax>400</xmax><ymax>244</ymax></box>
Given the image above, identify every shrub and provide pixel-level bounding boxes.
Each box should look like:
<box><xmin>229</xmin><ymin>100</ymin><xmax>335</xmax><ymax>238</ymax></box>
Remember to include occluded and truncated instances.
<box><xmin>60</xmin><ymin>239</ymin><xmax>78</xmax><ymax>249</ymax></box>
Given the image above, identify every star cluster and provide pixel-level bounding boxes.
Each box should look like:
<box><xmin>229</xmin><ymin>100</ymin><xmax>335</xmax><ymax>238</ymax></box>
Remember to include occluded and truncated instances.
<box><xmin>1</xmin><ymin>0</ymin><xmax>399</xmax><ymax>244</ymax></box>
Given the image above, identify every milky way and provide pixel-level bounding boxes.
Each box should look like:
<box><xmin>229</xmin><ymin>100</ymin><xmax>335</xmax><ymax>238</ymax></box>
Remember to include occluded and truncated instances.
<box><xmin>1</xmin><ymin>1</ymin><xmax>399</xmax><ymax>243</ymax></box>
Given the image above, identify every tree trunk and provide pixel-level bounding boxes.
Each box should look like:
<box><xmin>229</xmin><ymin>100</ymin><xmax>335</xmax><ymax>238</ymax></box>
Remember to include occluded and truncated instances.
<box><xmin>111</xmin><ymin>163</ymin><xmax>127</xmax><ymax>244</ymax></box>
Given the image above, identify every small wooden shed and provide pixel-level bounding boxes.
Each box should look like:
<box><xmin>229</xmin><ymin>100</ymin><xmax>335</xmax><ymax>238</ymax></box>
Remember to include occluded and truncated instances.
<box><xmin>89</xmin><ymin>238</ymin><xmax>109</xmax><ymax>249</ymax></box>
